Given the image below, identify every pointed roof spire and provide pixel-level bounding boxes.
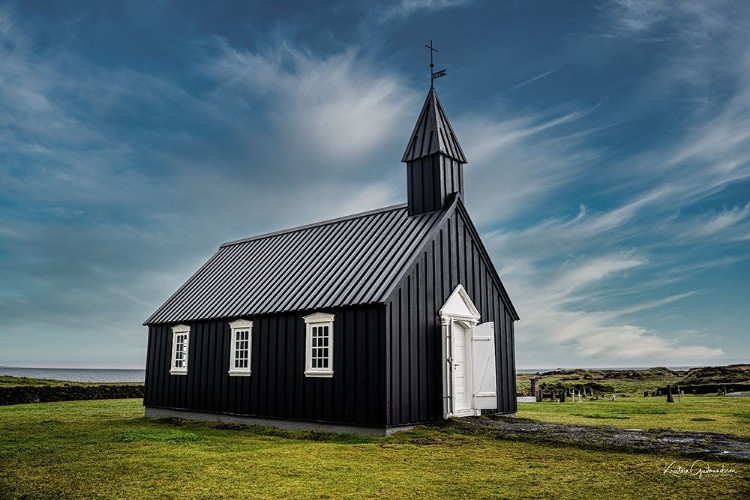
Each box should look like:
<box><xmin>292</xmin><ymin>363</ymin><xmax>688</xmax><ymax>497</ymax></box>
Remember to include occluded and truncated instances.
<box><xmin>401</xmin><ymin>87</ymin><xmax>467</xmax><ymax>163</ymax></box>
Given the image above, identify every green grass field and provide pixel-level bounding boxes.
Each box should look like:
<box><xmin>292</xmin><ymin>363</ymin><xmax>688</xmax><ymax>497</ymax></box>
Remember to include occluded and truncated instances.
<box><xmin>518</xmin><ymin>395</ymin><xmax>750</xmax><ymax>437</ymax></box>
<box><xmin>1</xmin><ymin>398</ymin><xmax>748</xmax><ymax>499</ymax></box>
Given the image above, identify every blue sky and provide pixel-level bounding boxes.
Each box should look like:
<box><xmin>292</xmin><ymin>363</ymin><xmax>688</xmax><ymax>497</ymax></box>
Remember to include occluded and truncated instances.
<box><xmin>1</xmin><ymin>0</ymin><xmax>748</xmax><ymax>369</ymax></box>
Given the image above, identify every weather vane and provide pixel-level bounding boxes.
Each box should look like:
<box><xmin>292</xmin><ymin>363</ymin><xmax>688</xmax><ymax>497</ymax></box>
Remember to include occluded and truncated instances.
<box><xmin>425</xmin><ymin>40</ymin><xmax>447</xmax><ymax>87</ymax></box>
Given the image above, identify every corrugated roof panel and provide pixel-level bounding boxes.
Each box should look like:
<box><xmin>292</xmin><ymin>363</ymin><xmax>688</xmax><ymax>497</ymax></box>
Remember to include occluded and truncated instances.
<box><xmin>324</xmin><ymin>210</ymin><xmax>402</xmax><ymax>305</ymax></box>
<box><xmin>212</xmin><ymin>229</ymin><xmax>298</xmax><ymax>318</ymax></box>
<box><xmin>227</xmin><ymin>224</ymin><xmax>319</xmax><ymax>316</ymax></box>
<box><xmin>144</xmin><ymin>203</ymin><xmax>453</xmax><ymax>325</ymax></box>
<box><xmin>271</xmin><ymin>220</ymin><xmax>355</xmax><ymax>312</ymax></box>
<box><xmin>368</xmin><ymin>207</ymin><xmax>448</xmax><ymax>302</ymax></box>
<box><xmin>310</xmin><ymin>209</ymin><xmax>396</xmax><ymax>307</ymax></box>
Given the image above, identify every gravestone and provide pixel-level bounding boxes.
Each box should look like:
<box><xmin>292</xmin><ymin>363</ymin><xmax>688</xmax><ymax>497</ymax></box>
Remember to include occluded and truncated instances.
<box><xmin>531</xmin><ymin>377</ymin><xmax>542</xmax><ymax>402</ymax></box>
<box><xmin>666</xmin><ymin>385</ymin><xmax>674</xmax><ymax>403</ymax></box>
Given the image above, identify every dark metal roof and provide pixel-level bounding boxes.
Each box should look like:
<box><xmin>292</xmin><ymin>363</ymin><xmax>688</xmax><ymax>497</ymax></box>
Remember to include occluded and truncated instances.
<box><xmin>401</xmin><ymin>87</ymin><xmax>467</xmax><ymax>164</ymax></box>
<box><xmin>144</xmin><ymin>204</ymin><xmax>449</xmax><ymax>325</ymax></box>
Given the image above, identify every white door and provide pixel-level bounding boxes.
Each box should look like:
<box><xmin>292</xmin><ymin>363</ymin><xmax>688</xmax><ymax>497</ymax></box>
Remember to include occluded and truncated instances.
<box><xmin>472</xmin><ymin>322</ymin><xmax>497</xmax><ymax>410</ymax></box>
<box><xmin>453</xmin><ymin>322</ymin><xmax>470</xmax><ymax>411</ymax></box>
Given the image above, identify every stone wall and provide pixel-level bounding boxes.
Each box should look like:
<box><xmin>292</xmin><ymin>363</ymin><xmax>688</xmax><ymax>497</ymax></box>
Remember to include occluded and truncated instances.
<box><xmin>0</xmin><ymin>385</ymin><xmax>144</xmax><ymax>405</ymax></box>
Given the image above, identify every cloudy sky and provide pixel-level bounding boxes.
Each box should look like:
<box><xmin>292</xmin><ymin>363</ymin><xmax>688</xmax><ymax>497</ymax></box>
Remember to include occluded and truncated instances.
<box><xmin>1</xmin><ymin>0</ymin><xmax>748</xmax><ymax>370</ymax></box>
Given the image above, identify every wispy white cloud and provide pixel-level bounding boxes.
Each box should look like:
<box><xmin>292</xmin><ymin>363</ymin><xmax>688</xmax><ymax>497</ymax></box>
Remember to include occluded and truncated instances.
<box><xmin>506</xmin><ymin>251</ymin><xmax>723</xmax><ymax>365</ymax></box>
<box><xmin>378</xmin><ymin>0</ymin><xmax>473</xmax><ymax>22</ymax></box>
<box><xmin>551</xmin><ymin>255</ymin><xmax>645</xmax><ymax>299</ymax></box>
<box><xmin>458</xmin><ymin>102</ymin><xmax>608</xmax><ymax>225</ymax></box>
<box><xmin>603</xmin><ymin>0</ymin><xmax>670</xmax><ymax>36</ymax></box>
<box><xmin>682</xmin><ymin>203</ymin><xmax>750</xmax><ymax>238</ymax></box>
<box><xmin>200</xmin><ymin>37</ymin><xmax>416</xmax><ymax>170</ymax></box>
<box><xmin>600</xmin><ymin>0</ymin><xmax>731</xmax><ymax>46</ymax></box>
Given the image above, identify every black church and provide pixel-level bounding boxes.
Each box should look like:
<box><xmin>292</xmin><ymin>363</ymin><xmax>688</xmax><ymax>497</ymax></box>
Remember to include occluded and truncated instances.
<box><xmin>143</xmin><ymin>83</ymin><xmax>519</xmax><ymax>435</ymax></box>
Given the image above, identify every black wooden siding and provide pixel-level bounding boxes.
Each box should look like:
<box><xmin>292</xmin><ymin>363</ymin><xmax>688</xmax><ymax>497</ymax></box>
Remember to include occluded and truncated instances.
<box><xmin>144</xmin><ymin>305</ymin><xmax>386</xmax><ymax>427</ymax></box>
<box><xmin>384</xmin><ymin>201</ymin><xmax>517</xmax><ymax>426</ymax></box>
<box><xmin>407</xmin><ymin>155</ymin><xmax>464</xmax><ymax>216</ymax></box>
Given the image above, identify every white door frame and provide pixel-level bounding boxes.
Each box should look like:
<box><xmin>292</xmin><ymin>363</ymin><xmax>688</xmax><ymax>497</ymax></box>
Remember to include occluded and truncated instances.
<box><xmin>439</xmin><ymin>285</ymin><xmax>481</xmax><ymax>419</ymax></box>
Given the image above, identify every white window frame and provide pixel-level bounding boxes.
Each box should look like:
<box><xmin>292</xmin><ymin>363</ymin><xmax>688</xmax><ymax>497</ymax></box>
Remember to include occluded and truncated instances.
<box><xmin>170</xmin><ymin>324</ymin><xmax>190</xmax><ymax>375</ymax></box>
<box><xmin>303</xmin><ymin>312</ymin><xmax>334</xmax><ymax>378</ymax></box>
<box><xmin>228</xmin><ymin>319</ymin><xmax>253</xmax><ymax>376</ymax></box>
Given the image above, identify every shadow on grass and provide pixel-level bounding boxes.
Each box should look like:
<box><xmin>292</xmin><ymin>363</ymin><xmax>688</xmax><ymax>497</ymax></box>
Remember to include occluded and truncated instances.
<box><xmin>147</xmin><ymin>416</ymin><xmax>376</xmax><ymax>445</ymax></box>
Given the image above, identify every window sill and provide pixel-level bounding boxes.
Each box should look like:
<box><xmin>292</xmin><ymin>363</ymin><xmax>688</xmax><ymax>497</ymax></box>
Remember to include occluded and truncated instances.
<box><xmin>228</xmin><ymin>371</ymin><xmax>251</xmax><ymax>377</ymax></box>
<box><xmin>169</xmin><ymin>370</ymin><xmax>187</xmax><ymax>376</ymax></box>
<box><xmin>304</xmin><ymin>370</ymin><xmax>333</xmax><ymax>378</ymax></box>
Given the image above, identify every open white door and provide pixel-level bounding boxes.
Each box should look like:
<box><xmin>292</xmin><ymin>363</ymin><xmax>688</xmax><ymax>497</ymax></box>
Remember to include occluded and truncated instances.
<box><xmin>440</xmin><ymin>285</ymin><xmax>483</xmax><ymax>418</ymax></box>
<box><xmin>472</xmin><ymin>322</ymin><xmax>497</xmax><ymax>410</ymax></box>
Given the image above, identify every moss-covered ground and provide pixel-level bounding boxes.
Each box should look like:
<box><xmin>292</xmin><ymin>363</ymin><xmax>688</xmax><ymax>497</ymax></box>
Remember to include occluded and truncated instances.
<box><xmin>0</xmin><ymin>375</ymin><xmax>85</xmax><ymax>388</ymax></box>
<box><xmin>1</xmin><ymin>398</ymin><xmax>748</xmax><ymax>499</ymax></box>
<box><xmin>516</xmin><ymin>365</ymin><xmax>750</xmax><ymax>396</ymax></box>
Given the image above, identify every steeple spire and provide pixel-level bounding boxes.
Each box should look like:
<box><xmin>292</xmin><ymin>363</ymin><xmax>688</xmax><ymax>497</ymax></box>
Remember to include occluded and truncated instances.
<box><xmin>402</xmin><ymin>87</ymin><xmax>466</xmax><ymax>164</ymax></box>
<box><xmin>402</xmin><ymin>86</ymin><xmax>467</xmax><ymax>216</ymax></box>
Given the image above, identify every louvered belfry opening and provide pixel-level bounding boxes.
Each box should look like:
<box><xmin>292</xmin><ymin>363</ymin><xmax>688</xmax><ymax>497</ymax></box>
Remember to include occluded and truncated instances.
<box><xmin>402</xmin><ymin>87</ymin><xmax>467</xmax><ymax>216</ymax></box>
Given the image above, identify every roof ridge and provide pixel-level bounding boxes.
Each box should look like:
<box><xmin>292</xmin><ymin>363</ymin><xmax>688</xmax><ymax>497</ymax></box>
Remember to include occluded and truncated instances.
<box><xmin>220</xmin><ymin>203</ymin><xmax>408</xmax><ymax>248</ymax></box>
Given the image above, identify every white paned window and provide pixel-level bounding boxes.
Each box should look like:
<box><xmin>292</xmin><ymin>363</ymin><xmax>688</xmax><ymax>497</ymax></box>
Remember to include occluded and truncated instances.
<box><xmin>170</xmin><ymin>324</ymin><xmax>190</xmax><ymax>375</ymax></box>
<box><xmin>303</xmin><ymin>312</ymin><xmax>335</xmax><ymax>378</ymax></box>
<box><xmin>228</xmin><ymin>319</ymin><xmax>253</xmax><ymax>376</ymax></box>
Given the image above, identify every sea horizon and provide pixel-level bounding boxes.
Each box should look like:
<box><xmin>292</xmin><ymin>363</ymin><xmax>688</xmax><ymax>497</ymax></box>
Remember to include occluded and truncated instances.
<box><xmin>0</xmin><ymin>367</ymin><xmax>146</xmax><ymax>383</ymax></box>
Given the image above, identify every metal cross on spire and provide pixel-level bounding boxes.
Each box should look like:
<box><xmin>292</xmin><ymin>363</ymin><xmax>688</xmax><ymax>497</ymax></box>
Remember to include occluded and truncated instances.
<box><xmin>425</xmin><ymin>40</ymin><xmax>447</xmax><ymax>87</ymax></box>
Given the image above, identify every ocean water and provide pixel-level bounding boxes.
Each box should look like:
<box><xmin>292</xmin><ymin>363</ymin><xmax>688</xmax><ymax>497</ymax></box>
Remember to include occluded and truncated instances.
<box><xmin>0</xmin><ymin>367</ymin><xmax>145</xmax><ymax>383</ymax></box>
<box><xmin>516</xmin><ymin>366</ymin><xmax>697</xmax><ymax>374</ymax></box>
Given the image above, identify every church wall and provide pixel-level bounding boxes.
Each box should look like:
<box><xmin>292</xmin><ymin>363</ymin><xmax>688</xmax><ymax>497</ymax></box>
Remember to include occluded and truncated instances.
<box><xmin>144</xmin><ymin>304</ymin><xmax>387</xmax><ymax>427</ymax></box>
<box><xmin>384</xmin><ymin>205</ymin><xmax>517</xmax><ymax>426</ymax></box>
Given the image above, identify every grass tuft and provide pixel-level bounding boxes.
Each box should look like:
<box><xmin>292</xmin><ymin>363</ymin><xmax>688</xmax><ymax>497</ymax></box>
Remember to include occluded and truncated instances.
<box><xmin>581</xmin><ymin>414</ymin><xmax>630</xmax><ymax>420</ymax></box>
<box><xmin>111</xmin><ymin>430</ymin><xmax>201</xmax><ymax>442</ymax></box>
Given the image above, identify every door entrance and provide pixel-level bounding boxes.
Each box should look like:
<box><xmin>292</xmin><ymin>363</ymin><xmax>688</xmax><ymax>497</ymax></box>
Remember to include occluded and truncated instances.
<box><xmin>452</xmin><ymin>322</ymin><xmax>469</xmax><ymax>411</ymax></box>
<box><xmin>439</xmin><ymin>284</ymin><xmax>498</xmax><ymax>419</ymax></box>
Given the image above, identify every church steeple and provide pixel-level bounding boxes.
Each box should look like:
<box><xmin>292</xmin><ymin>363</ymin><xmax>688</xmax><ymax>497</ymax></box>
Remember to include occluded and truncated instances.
<box><xmin>402</xmin><ymin>87</ymin><xmax>467</xmax><ymax>216</ymax></box>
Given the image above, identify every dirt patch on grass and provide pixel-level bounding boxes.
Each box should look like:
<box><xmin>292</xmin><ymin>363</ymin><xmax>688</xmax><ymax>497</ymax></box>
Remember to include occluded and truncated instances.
<box><xmin>445</xmin><ymin>415</ymin><xmax>750</xmax><ymax>462</ymax></box>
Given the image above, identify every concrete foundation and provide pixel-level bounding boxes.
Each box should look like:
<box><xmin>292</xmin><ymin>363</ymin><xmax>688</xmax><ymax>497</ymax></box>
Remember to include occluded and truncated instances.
<box><xmin>144</xmin><ymin>407</ymin><xmax>415</xmax><ymax>436</ymax></box>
